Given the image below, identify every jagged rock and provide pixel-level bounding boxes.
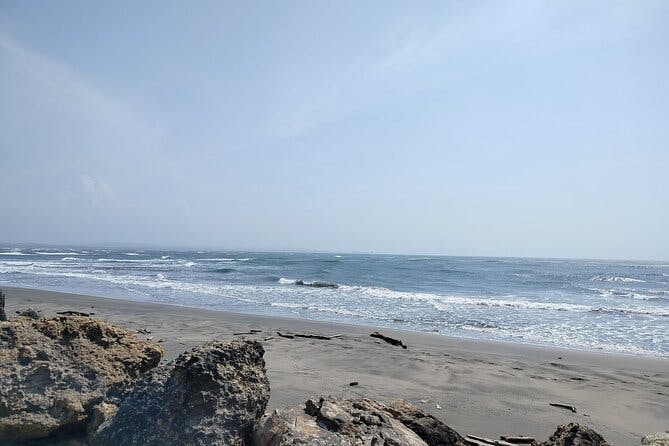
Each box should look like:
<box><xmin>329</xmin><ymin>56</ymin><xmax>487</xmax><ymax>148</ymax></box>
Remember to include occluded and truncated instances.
<box><xmin>384</xmin><ymin>400</ymin><xmax>465</xmax><ymax>445</ymax></box>
<box><xmin>540</xmin><ymin>423</ymin><xmax>608</xmax><ymax>446</ymax></box>
<box><xmin>642</xmin><ymin>433</ymin><xmax>669</xmax><ymax>446</ymax></box>
<box><xmin>92</xmin><ymin>340</ymin><xmax>270</xmax><ymax>446</ymax></box>
<box><xmin>0</xmin><ymin>315</ymin><xmax>163</xmax><ymax>442</ymax></box>
<box><xmin>254</xmin><ymin>396</ymin><xmax>465</xmax><ymax>446</ymax></box>
<box><xmin>0</xmin><ymin>289</ymin><xmax>6</xmax><ymax>321</ymax></box>
<box><xmin>87</xmin><ymin>403</ymin><xmax>118</xmax><ymax>435</ymax></box>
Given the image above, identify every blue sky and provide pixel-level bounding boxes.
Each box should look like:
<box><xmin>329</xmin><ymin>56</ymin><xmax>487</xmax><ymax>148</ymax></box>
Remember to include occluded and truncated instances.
<box><xmin>1</xmin><ymin>1</ymin><xmax>668</xmax><ymax>259</ymax></box>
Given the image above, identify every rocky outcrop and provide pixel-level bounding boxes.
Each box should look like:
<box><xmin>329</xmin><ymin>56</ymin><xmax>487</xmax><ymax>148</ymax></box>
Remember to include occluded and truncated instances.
<box><xmin>0</xmin><ymin>315</ymin><xmax>163</xmax><ymax>442</ymax></box>
<box><xmin>253</xmin><ymin>396</ymin><xmax>465</xmax><ymax>446</ymax></box>
<box><xmin>540</xmin><ymin>423</ymin><xmax>608</xmax><ymax>446</ymax></box>
<box><xmin>92</xmin><ymin>340</ymin><xmax>270</xmax><ymax>446</ymax></box>
<box><xmin>642</xmin><ymin>433</ymin><xmax>669</xmax><ymax>446</ymax></box>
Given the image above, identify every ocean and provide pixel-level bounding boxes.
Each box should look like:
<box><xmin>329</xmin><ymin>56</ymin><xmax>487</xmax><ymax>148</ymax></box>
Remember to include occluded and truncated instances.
<box><xmin>1</xmin><ymin>246</ymin><xmax>667</xmax><ymax>357</ymax></box>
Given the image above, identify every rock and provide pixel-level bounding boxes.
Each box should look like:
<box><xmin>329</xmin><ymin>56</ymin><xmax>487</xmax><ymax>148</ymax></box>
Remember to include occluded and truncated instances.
<box><xmin>642</xmin><ymin>433</ymin><xmax>669</xmax><ymax>446</ymax></box>
<box><xmin>384</xmin><ymin>400</ymin><xmax>465</xmax><ymax>445</ymax></box>
<box><xmin>254</xmin><ymin>396</ymin><xmax>465</xmax><ymax>446</ymax></box>
<box><xmin>540</xmin><ymin>423</ymin><xmax>608</xmax><ymax>446</ymax></box>
<box><xmin>16</xmin><ymin>307</ymin><xmax>40</xmax><ymax>319</ymax></box>
<box><xmin>0</xmin><ymin>289</ymin><xmax>6</xmax><ymax>321</ymax></box>
<box><xmin>87</xmin><ymin>403</ymin><xmax>118</xmax><ymax>435</ymax></box>
<box><xmin>0</xmin><ymin>315</ymin><xmax>163</xmax><ymax>442</ymax></box>
<box><xmin>92</xmin><ymin>340</ymin><xmax>270</xmax><ymax>446</ymax></box>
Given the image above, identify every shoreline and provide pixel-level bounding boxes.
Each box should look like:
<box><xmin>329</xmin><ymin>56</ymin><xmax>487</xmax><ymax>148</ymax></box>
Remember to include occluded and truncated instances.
<box><xmin>3</xmin><ymin>286</ymin><xmax>669</xmax><ymax>445</ymax></box>
<box><xmin>3</xmin><ymin>283</ymin><xmax>664</xmax><ymax>360</ymax></box>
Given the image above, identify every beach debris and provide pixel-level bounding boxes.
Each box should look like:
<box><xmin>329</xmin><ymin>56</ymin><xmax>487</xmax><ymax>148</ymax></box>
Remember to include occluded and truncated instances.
<box><xmin>549</xmin><ymin>402</ymin><xmax>577</xmax><ymax>413</ymax></box>
<box><xmin>136</xmin><ymin>328</ymin><xmax>152</xmax><ymax>334</ymax></box>
<box><xmin>349</xmin><ymin>381</ymin><xmax>359</xmax><ymax>386</ymax></box>
<box><xmin>0</xmin><ymin>289</ymin><xmax>6</xmax><ymax>321</ymax></box>
<box><xmin>500</xmin><ymin>435</ymin><xmax>536</xmax><ymax>444</ymax></box>
<box><xmin>56</xmin><ymin>310</ymin><xmax>94</xmax><ymax>317</ymax></box>
<box><xmin>0</xmin><ymin>315</ymin><xmax>162</xmax><ymax>442</ymax></box>
<box><xmin>157</xmin><ymin>338</ymin><xmax>164</xmax><ymax>343</ymax></box>
<box><xmin>370</xmin><ymin>331</ymin><xmax>408</xmax><ymax>349</ymax></box>
<box><xmin>147</xmin><ymin>335</ymin><xmax>154</xmax><ymax>341</ymax></box>
<box><xmin>435</xmin><ymin>404</ymin><xmax>442</xmax><ymax>410</ymax></box>
<box><xmin>276</xmin><ymin>331</ymin><xmax>340</xmax><ymax>340</ymax></box>
<box><xmin>466</xmin><ymin>434</ymin><xmax>515</xmax><ymax>446</ymax></box>
<box><xmin>262</xmin><ymin>336</ymin><xmax>274</xmax><ymax>341</ymax></box>
<box><xmin>540</xmin><ymin>423</ymin><xmax>608</xmax><ymax>446</ymax></box>
<box><xmin>641</xmin><ymin>432</ymin><xmax>669</xmax><ymax>446</ymax></box>
<box><xmin>233</xmin><ymin>329</ymin><xmax>263</xmax><ymax>335</ymax></box>
<box><xmin>294</xmin><ymin>333</ymin><xmax>339</xmax><ymax>340</ymax></box>
<box><xmin>254</xmin><ymin>396</ymin><xmax>465</xmax><ymax>446</ymax></box>
<box><xmin>92</xmin><ymin>340</ymin><xmax>270</xmax><ymax>446</ymax></box>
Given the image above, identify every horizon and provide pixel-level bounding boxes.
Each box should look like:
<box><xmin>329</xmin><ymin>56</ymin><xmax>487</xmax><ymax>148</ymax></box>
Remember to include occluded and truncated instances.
<box><xmin>2</xmin><ymin>1</ymin><xmax>668</xmax><ymax>260</ymax></box>
<box><xmin>2</xmin><ymin>241</ymin><xmax>667</xmax><ymax>263</ymax></box>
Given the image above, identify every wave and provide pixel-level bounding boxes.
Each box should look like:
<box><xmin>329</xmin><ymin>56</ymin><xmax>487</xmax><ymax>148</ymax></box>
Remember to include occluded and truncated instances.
<box><xmin>213</xmin><ymin>268</ymin><xmax>235</xmax><ymax>274</ymax></box>
<box><xmin>278</xmin><ymin>278</ymin><xmax>338</xmax><ymax>288</ymax></box>
<box><xmin>34</xmin><ymin>252</ymin><xmax>81</xmax><ymax>256</ymax></box>
<box><xmin>0</xmin><ymin>251</ymin><xmax>28</xmax><ymax>256</ymax></box>
<box><xmin>591</xmin><ymin>275</ymin><xmax>645</xmax><ymax>283</ymax></box>
<box><xmin>61</xmin><ymin>257</ymin><xmax>79</xmax><ymax>261</ymax></box>
<box><xmin>124</xmin><ymin>252</ymin><xmax>141</xmax><ymax>256</ymax></box>
<box><xmin>592</xmin><ymin>288</ymin><xmax>668</xmax><ymax>301</ymax></box>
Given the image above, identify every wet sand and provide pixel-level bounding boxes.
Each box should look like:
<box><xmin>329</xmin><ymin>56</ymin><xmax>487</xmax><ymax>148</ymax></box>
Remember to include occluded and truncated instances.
<box><xmin>3</xmin><ymin>286</ymin><xmax>668</xmax><ymax>445</ymax></box>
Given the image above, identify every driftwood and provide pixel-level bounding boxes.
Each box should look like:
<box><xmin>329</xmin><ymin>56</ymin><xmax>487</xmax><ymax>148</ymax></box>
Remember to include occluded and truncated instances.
<box><xmin>136</xmin><ymin>328</ymin><xmax>152</xmax><ymax>334</ymax></box>
<box><xmin>500</xmin><ymin>436</ymin><xmax>536</xmax><ymax>444</ymax></box>
<box><xmin>294</xmin><ymin>334</ymin><xmax>335</xmax><ymax>340</ymax></box>
<box><xmin>549</xmin><ymin>402</ymin><xmax>577</xmax><ymax>413</ymax></box>
<box><xmin>466</xmin><ymin>435</ymin><xmax>515</xmax><ymax>446</ymax></box>
<box><xmin>349</xmin><ymin>381</ymin><xmax>359</xmax><ymax>386</ymax></box>
<box><xmin>56</xmin><ymin>311</ymin><xmax>94</xmax><ymax>317</ymax></box>
<box><xmin>276</xmin><ymin>332</ymin><xmax>341</xmax><ymax>340</ymax></box>
<box><xmin>233</xmin><ymin>329</ymin><xmax>262</xmax><ymax>335</ymax></box>
<box><xmin>370</xmin><ymin>332</ymin><xmax>407</xmax><ymax>349</ymax></box>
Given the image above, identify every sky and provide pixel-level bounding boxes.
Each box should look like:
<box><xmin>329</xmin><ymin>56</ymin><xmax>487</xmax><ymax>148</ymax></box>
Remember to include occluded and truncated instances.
<box><xmin>0</xmin><ymin>1</ymin><xmax>668</xmax><ymax>260</ymax></box>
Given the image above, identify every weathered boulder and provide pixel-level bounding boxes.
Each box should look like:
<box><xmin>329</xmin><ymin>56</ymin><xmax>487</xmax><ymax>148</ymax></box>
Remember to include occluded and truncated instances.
<box><xmin>92</xmin><ymin>340</ymin><xmax>270</xmax><ymax>446</ymax></box>
<box><xmin>0</xmin><ymin>315</ymin><xmax>163</xmax><ymax>442</ymax></box>
<box><xmin>642</xmin><ymin>433</ymin><xmax>669</xmax><ymax>446</ymax></box>
<box><xmin>253</xmin><ymin>396</ymin><xmax>465</xmax><ymax>446</ymax></box>
<box><xmin>540</xmin><ymin>423</ymin><xmax>608</xmax><ymax>446</ymax></box>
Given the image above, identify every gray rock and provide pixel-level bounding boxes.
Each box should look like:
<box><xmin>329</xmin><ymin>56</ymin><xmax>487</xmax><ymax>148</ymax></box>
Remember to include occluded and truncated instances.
<box><xmin>540</xmin><ymin>423</ymin><xmax>608</xmax><ymax>446</ymax></box>
<box><xmin>16</xmin><ymin>307</ymin><xmax>41</xmax><ymax>319</ymax></box>
<box><xmin>254</xmin><ymin>396</ymin><xmax>464</xmax><ymax>446</ymax></box>
<box><xmin>0</xmin><ymin>315</ymin><xmax>163</xmax><ymax>442</ymax></box>
<box><xmin>92</xmin><ymin>340</ymin><xmax>270</xmax><ymax>446</ymax></box>
<box><xmin>0</xmin><ymin>289</ymin><xmax>6</xmax><ymax>321</ymax></box>
<box><xmin>642</xmin><ymin>433</ymin><xmax>669</xmax><ymax>446</ymax></box>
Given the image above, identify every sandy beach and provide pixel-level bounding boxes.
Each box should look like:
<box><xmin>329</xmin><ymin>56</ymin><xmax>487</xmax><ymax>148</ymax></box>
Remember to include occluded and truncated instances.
<box><xmin>3</xmin><ymin>286</ymin><xmax>668</xmax><ymax>445</ymax></box>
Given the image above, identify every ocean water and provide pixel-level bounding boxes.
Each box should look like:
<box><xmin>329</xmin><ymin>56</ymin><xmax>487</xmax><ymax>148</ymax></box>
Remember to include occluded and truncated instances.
<box><xmin>1</xmin><ymin>246</ymin><xmax>667</xmax><ymax>357</ymax></box>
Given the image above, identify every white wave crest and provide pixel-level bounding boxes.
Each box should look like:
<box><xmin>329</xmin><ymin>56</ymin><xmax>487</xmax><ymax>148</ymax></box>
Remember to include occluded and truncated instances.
<box><xmin>591</xmin><ymin>276</ymin><xmax>645</xmax><ymax>283</ymax></box>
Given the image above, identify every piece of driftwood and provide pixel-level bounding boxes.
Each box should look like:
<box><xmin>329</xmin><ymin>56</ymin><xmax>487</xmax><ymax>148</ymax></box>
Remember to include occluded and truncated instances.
<box><xmin>294</xmin><ymin>334</ymin><xmax>334</xmax><ymax>340</ymax></box>
<box><xmin>276</xmin><ymin>331</ymin><xmax>295</xmax><ymax>339</ymax></box>
<box><xmin>549</xmin><ymin>402</ymin><xmax>577</xmax><ymax>413</ymax></box>
<box><xmin>370</xmin><ymin>331</ymin><xmax>407</xmax><ymax>349</ymax></box>
<box><xmin>56</xmin><ymin>310</ymin><xmax>94</xmax><ymax>317</ymax></box>
<box><xmin>466</xmin><ymin>435</ymin><xmax>515</xmax><ymax>446</ymax></box>
<box><xmin>349</xmin><ymin>381</ymin><xmax>359</xmax><ymax>386</ymax></box>
<box><xmin>262</xmin><ymin>336</ymin><xmax>275</xmax><ymax>341</ymax></box>
<box><xmin>136</xmin><ymin>328</ymin><xmax>152</xmax><ymax>334</ymax></box>
<box><xmin>233</xmin><ymin>329</ymin><xmax>262</xmax><ymax>335</ymax></box>
<box><xmin>500</xmin><ymin>436</ymin><xmax>536</xmax><ymax>444</ymax></box>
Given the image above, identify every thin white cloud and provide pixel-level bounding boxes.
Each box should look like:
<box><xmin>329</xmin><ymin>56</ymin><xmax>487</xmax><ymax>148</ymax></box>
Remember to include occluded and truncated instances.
<box><xmin>0</xmin><ymin>33</ymin><xmax>160</xmax><ymax>143</ymax></box>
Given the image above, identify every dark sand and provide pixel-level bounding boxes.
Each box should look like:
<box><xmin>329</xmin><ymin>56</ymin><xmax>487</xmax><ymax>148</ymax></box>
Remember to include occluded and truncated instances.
<box><xmin>3</xmin><ymin>286</ymin><xmax>668</xmax><ymax>445</ymax></box>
